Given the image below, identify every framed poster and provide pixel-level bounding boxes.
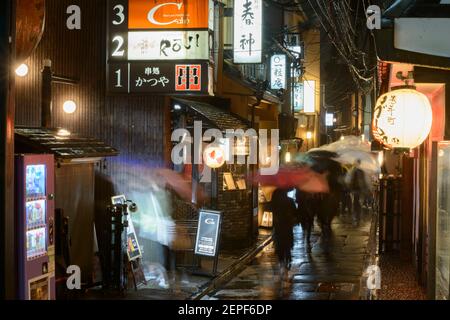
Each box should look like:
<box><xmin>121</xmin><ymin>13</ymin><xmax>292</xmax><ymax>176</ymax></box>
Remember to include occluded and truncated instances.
<box><xmin>223</xmin><ymin>172</ymin><xmax>236</xmax><ymax>191</ymax></box>
<box><xmin>28</xmin><ymin>274</ymin><xmax>50</xmax><ymax>300</ymax></box>
<box><xmin>126</xmin><ymin>218</ymin><xmax>142</xmax><ymax>261</ymax></box>
<box><xmin>236</xmin><ymin>178</ymin><xmax>247</xmax><ymax>190</ymax></box>
<box><xmin>194</xmin><ymin>210</ymin><xmax>221</xmax><ymax>257</ymax></box>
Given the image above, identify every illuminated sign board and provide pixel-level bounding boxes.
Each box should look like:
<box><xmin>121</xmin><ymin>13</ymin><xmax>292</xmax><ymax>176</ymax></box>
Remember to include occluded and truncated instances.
<box><xmin>195</xmin><ymin>210</ymin><xmax>221</xmax><ymax>257</ymax></box>
<box><xmin>303</xmin><ymin>80</ymin><xmax>316</xmax><ymax>113</ymax></box>
<box><xmin>233</xmin><ymin>0</ymin><xmax>263</xmax><ymax>64</ymax></box>
<box><xmin>107</xmin><ymin>0</ymin><xmax>214</xmax><ymax>94</ymax></box>
<box><xmin>128</xmin><ymin>0</ymin><xmax>212</xmax><ymax>30</ymax></box>
<box><xmin>109</xmin><ymin>61</ymin><xmax>211</xmax><ymax>94</ymax></box>
<box><xmin>270</xmin><ymin>55</ymin><xmax>287</xmax><ymax>90</ymax></box>
<box><xmin>326</xmin><ymin>113</ymin><xmax>334</xmax><ymax>126</ymax></box>
<box><xmin>128</xmin><ymin>31</ymin><xmax>210</xmax><ymax>60</ymax></box>
<box><xmin>293</xmin><ymin>83</ymin><xmax>304</xmax><ymax>112</ymax></box>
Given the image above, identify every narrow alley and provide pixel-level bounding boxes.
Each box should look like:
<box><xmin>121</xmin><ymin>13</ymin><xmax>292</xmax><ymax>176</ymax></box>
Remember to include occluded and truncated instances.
<box><xmin>207</xmin><ymin>211</ymin><xmax>376</xmax><ymax>300</ymax></box>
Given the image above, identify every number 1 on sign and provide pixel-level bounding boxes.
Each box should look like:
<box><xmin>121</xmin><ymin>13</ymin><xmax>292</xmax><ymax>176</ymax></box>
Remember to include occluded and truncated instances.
<box><xmin>115</xmin><ymin>69</ymin><xmax>122</xmax><ymax>88</ymax></box>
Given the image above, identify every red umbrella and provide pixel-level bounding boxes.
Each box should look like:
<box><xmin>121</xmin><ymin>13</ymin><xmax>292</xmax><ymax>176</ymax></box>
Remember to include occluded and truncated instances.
<box><xmin>254</xmin><ymin>165</ymin><xmax>329</xmax><ymax>194</ymax></box>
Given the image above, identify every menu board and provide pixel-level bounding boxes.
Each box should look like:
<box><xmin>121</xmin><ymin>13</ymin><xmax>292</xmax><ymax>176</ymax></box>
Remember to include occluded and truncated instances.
<box><xmin>194</xmin><ymin>210</ymin><xmax>221</xmax><ymax>257</ymax></box>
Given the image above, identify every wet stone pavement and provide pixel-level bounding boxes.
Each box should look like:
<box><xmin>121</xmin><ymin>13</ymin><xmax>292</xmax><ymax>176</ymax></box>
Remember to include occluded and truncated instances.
<box><xmin>207</xmin><ymin>212</ymin><xmax>375</xmax><ymax>300</ymax></box>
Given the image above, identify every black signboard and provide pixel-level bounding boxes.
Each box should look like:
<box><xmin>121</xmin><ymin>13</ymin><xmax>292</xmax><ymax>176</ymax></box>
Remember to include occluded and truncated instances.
<box><xmin>194</xmin><ymin>210</ymin><xmax>221</xmax><ymax>257</ymax></box>
<box><xmin>108</xmin><ymin>61</ymin><xmax>211</xmax><ymax>94</ymax></box>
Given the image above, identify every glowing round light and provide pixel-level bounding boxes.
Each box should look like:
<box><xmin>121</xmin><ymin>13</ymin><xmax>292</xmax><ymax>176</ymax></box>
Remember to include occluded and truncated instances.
<box><xmin>57</xmin><ymin>129</ymin><xmax>71</xmax><ymax>137</ymax></box>
<box><xmin>63</xmin><ymin>100</ymin><xmax>77</xmax><ymax>114</ymax></box>
<box><xmin>306</xmin><ymin>132</ymin><xmax>313</xmax><ymax>140</ymax></box>
<box><xmin>15</xmin><ymin>63</ymin><xmax>29</xmax><ymax>77</ymax></box>
<box><xmin>372</xmin><ymin>88</ymin><xmax>432</xmax><ymax>149</ymax></box>
<box><xmin>203</xmin><ymin>145</ymin><xmax>225</xmax><ymax>169</ymax></box>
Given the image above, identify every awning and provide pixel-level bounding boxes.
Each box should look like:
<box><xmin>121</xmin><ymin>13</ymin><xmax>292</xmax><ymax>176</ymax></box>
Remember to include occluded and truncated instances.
<box><xmin>15</xmin><ymin>127</ymin><xmax>119</xmax><ymax>160</ymax></box>
<box><xmin>172</xmin><ymin>98</ymin><xmax>250</xmax><ymax>132</ymax></box>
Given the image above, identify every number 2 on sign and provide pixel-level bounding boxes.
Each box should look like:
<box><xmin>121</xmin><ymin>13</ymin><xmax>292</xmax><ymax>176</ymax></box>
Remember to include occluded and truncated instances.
<box><xmin>112</xmin><ymin>36</ymin><xmax>125</xmax><ymax>57</ymax></box>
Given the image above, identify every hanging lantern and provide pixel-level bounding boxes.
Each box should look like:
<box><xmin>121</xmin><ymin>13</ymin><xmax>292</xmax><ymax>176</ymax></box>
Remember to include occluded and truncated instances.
<box><xmin>372</xmin><ymin>87</ymin><xmax>432</xmax><ymax>150</ymax></box>
<box><xmin>203</xmin><ymin>145</ymin><xmax>225</xmax><ymax>169</ymax></box>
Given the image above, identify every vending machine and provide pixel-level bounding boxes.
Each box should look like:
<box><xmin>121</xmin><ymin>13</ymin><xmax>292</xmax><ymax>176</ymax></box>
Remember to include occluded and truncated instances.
<box><xmin>16</xmin><ymin>154</ymin><xmax>55</xmax><ymax>300</ymax></box>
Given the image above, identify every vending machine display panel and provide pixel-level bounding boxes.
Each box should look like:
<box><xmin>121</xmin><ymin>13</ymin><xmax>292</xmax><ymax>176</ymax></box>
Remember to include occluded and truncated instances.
<box><xmin>26</xmin><ymin>164</ymin><xmax>46</xmax><ymax>198</ymax></box>
<box><xmin>26</xmin><ymin>227</ymin><xmax>47</xmax><ymax>260</ymax></box>
<box><xmin>26</xmin><ymin>200</ymin><xmax>46</xmax><ymax>229</ymax></box>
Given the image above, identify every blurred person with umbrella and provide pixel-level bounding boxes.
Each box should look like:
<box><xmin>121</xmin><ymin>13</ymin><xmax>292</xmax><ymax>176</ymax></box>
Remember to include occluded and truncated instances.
<box><xmin>268</xmin><ymin>188</ymin><xmax>297</xmax><ymax>284</ymax></box>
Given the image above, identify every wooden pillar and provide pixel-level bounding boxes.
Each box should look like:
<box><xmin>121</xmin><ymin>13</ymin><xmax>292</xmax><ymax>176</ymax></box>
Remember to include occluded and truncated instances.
<box><xmin>401</xmin><ymin>156</ymin><xmax>414</xmax><ymax>262</ymax></box>
<box><xmin>0</xmin><ymin>0</ymin><xmax>16</xmax><ymax>299</ymax></box>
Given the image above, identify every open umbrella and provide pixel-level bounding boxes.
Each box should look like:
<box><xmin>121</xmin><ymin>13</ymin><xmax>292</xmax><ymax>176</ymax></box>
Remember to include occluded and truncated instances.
<box><xmin>254</xmin><ymin>165</ymin><xmax>329</xmax><ymax>193</ymax></box>
<box><xmin>334</xmin><ymin>150</ymin><xmax>380</xmax><ymax>174</ymax></box>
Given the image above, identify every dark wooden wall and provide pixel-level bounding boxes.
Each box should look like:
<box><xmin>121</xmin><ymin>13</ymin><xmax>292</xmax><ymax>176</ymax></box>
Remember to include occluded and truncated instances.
<box><xmin>14</xmin><ymin>0</ymin><xmax>169</xmax><ymax>265</ymax></box>
<box><xmin>15</xmin><ymin>0</ymin><xmax>168</xmax><ymax>192</ymax></box>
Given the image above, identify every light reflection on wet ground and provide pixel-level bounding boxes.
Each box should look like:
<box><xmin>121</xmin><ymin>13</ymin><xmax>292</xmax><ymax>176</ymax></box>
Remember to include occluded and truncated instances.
<box><xmin>209</xmin><ymin>212</ymin><xmax>373</xmax><ymax>300</ymax></box>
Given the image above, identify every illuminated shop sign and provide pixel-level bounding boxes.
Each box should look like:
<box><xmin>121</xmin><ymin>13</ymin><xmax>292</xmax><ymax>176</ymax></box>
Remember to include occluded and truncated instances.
<box><xmin>108</xmin><ymin>62</ymin><xmax>211</xmax><ymax>94</ymax></box>
<box><xmin>128</xmin><ymin>0</ymin><xmax>213</xmax><ymax>30</ymax></box>
<box><xmin>107</xmin><ymin>0</ymin><xmax>214</xmax><ymax>94</ymax></box>
<box><xmin>128</xmin><ymin>31</ymin><xmax>210</xmax><ymax>60</ymax></box>
<box><xmin>303</xmin><ymin>80</ymin><xmax>316</xmax><ymax>113</ymax></box>
<box><xmin>293</xmin><ymin>83</ymin><xmax>304</xmax><ymax>112</ymax></box>
<box><xmin>326</xmin><ymin>113</ymin><xmax>334</xmax><ymax>126</ymax></box>
<box><xmin>270</xmin><ymin>55</ymin><xmax>286</xmax><ymax>90</ymax></box>
<box><xmin>233</xmin><ymin>0</ymin><xmax>263</xmax><ymax>64</ymax></box>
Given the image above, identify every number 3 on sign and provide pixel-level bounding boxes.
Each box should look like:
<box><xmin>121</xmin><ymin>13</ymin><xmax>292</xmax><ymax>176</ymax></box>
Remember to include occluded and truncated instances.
<box><xmin>112</xmin><ymin>5</ymin><xmax>125</xmax><ymax>25</ymax></box>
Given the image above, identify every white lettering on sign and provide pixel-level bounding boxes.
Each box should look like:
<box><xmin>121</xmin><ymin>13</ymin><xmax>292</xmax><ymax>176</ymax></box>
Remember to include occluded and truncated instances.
<box><xmin>128</xmin><ymin>31</ymin><xmax>209</xmax><ymax>60</ymax></box>
<box><xmin>233</xmin><ymin>0</ymin><xmax>262</xmax><ymax>63</ymax></box>
<box><xmin>147</xmin><ymin>2</ymin><xmax>183</xmax><ymax>26</ymax></box>
<box><xmin>66</xmin><ymin>5</ymin><xmax>81</xmax><ymax>30</ymax></box>
<box><xmin>270</xmin><ymin>55</ymin><xmax>286</xmax><ymax>90</ymax></box>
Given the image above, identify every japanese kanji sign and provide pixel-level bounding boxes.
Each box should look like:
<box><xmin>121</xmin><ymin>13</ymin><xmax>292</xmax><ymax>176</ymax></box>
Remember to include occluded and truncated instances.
<box><xmin>233</xmin><ymin>0</ymin><xmax>262</xmax><ymax>64</ymax></box>
<box><xmin>372</xmin><ymin>88</ymin><xmax>432</xmax><ymax>149</ymax></box>
<box><xmin>270</xmin><ymin>55</ymin><xmax>287</xmax><ymax>90</ymax></box>
<box><xmin>293</xmin><ymin>83</ymin><xmax>304</xmax><ymax>112</ymax></box>
<box><xmin>108</xmin><ymin>62</ymin><xmax>210</xmax><ymax>94</ymax></box>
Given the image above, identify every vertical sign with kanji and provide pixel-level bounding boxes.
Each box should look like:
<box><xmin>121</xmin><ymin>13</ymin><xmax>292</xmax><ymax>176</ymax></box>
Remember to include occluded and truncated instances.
<box><xmin>270</xmin><ymin>54</ymin><xmax>286</xmax><ymax>90</ymax></box>
<box><xmin>233</xmin><ymin>0</ymin><xmax>262</xmax><ymax>64</ymax></box>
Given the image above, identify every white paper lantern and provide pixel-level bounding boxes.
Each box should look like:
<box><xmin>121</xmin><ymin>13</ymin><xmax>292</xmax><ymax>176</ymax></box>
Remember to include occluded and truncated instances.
<box><xmin>372</xmin><ymin>88</ymin><xmax>432</xmax><ymax>149</ymax></box>
<box><xmin>203</xmin><ymin>145</ymin><xmax>225</xmax><ymax>169</ymax></box>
